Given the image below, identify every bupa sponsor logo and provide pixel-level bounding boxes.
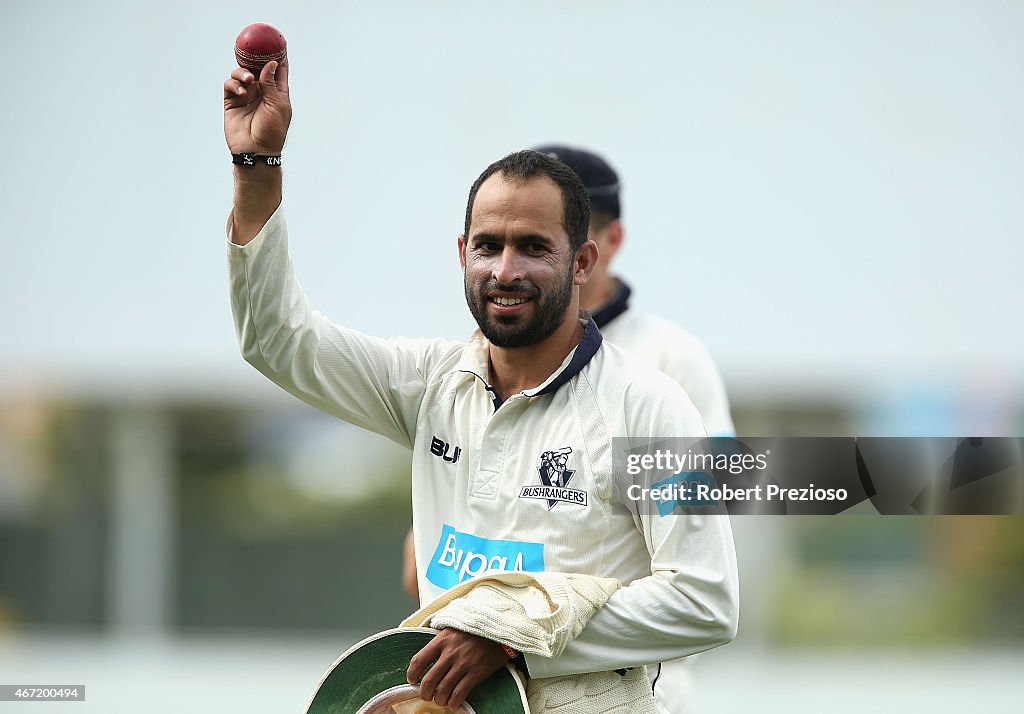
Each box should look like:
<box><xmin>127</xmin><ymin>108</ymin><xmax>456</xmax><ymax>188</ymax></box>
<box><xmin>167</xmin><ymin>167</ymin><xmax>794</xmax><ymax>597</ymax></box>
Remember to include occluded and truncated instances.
<box><xmin>650</xmin><ymin>471</ymin><xmax>718</xmax><ymax>516</ymax></box>
<box><xmin>430</xmin><ymin>435</ymin><xmax>461</xmax><ymax>464</ymax></box>
<box><xmin>425</xmin><ymin>524</ymin><xmax>544</xmax><ymax>590</ymax></box>
<box><xmin>519</xmin><ymin>447</ymin><xmax>588</xmax><ymax>509</ymax></box>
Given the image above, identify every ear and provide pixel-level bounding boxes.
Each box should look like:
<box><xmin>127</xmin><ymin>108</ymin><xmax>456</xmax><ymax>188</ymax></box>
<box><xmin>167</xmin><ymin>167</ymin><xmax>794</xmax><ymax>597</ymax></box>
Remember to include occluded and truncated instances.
<box><xmin>457</xmin><ymin>234</ymin><xmax>467</xmax><ymax>271</ymax></box>
<box><xmin>573</xmin><ymin>239</ymin><xmax>600</xmax><ymax>287</ymax></box>
<box><xmin>602</xmin><ymin>220</ymin><xmax>625</xmax><ymax>261</ymax></box>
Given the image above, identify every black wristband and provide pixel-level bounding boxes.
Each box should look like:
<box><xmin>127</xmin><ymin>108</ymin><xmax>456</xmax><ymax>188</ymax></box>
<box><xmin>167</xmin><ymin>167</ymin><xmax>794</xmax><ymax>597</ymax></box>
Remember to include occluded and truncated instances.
<box><xmin>232</xmin><ymin>152</ymin><xmax>282</xmax><ymax>167</ymax></box>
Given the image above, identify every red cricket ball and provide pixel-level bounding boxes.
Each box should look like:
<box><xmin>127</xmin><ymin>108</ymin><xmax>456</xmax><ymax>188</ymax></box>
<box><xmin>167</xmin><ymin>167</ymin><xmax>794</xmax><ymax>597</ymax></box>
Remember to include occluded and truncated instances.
<box><xmin>234</xmin><ymin>23</ymin><xmax>287</xmax><ymax>75</ymax></box>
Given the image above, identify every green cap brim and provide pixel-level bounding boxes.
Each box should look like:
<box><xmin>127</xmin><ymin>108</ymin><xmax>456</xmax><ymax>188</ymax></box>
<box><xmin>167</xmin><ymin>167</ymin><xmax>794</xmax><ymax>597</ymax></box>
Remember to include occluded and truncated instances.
<box><xmin>303</xmin><ymin>627</ymin><xmax>529</xmax><ymax>713</ymax></box>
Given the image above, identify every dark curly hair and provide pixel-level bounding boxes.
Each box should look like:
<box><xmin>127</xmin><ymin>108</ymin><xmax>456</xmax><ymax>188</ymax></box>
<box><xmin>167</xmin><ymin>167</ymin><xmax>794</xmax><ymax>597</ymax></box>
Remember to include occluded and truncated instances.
<box><xmin>463</xmin><ymin>150</ymin><xmax>591</xmax><ymax>252</ymax></box>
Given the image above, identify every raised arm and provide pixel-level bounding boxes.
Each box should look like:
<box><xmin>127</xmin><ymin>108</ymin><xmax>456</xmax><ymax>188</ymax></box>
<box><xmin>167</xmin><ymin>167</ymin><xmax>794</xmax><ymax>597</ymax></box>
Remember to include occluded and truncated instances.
<box><xmin>221</xmin><ymin>57</ymin><xmax>450</xmax><ymax>448</ymax></box>
<box><xmin>223</xmin><ymin>60</ymin><xmax>291</xmax><ymax>244</ymax></box>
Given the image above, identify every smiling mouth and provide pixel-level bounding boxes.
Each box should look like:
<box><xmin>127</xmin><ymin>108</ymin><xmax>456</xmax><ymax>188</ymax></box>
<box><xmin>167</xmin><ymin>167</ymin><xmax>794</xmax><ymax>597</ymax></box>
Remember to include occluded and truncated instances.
<box><xmin>491</xmin><ymin>296</ymin><xmax>530</xmax><ymax>306</ymax></box>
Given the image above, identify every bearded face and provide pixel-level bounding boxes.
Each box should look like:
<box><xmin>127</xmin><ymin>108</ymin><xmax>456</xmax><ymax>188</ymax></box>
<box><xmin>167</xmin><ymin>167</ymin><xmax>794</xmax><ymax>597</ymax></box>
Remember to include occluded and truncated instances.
<box><xmin>461</xmin><ymin>175</ymin><xmax>580</xmax><ymax>349</ymax></box>
<box><xmin>464</xmin><ymin>259</ymin><xmax>575</xmax><ymax>348</ymax></box>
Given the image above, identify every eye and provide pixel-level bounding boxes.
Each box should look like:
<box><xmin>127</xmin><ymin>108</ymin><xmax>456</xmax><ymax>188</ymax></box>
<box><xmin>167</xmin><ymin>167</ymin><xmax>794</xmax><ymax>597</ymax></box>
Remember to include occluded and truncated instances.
<box><xmin>475</xmin><ymin>240</ymin><xmax>501</xmax><ymax>253</ymax></box>
<box><xmin>527</xmin><ymin>243</ymin><xmax>547</xmax><ymax>253</ymax></box>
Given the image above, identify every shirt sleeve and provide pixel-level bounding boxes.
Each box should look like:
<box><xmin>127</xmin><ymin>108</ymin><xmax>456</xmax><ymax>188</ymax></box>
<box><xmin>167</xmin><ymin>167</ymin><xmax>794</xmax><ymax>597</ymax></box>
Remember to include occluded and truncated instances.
<box><xmin>524</xmin><ymin>379</ymin><xmax>739</xmax><ymax>678</ymax></box>
<box><xmin>226</xmin><ymin>207</ymin><xmax>452</xmax><ymax>448</ymax></box>
<box><xmin>658</xmin><ymin>328</ymin><xmax>735</xmax><ymax>438</ymax></box>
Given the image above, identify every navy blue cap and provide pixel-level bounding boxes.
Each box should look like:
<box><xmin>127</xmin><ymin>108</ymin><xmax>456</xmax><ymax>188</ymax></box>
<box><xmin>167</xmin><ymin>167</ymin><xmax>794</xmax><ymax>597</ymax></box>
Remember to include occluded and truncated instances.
<box><xmin>532</xmin><ymin>145</ymin><xmax>621</xmax><ymax>219</ymax></box>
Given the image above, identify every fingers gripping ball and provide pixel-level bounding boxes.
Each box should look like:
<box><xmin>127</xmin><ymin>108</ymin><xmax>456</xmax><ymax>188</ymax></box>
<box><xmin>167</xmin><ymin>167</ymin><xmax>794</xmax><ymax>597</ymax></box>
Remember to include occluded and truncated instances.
<box><xmin>234</xmin><ymin>23</ymin><xmax>287</xmax><ymax>75</ymax></box>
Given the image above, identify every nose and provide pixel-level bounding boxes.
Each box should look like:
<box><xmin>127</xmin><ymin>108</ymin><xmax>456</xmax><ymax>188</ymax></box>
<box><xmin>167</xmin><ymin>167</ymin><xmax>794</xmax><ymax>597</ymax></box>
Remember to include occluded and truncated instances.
<box><xmin>492</xmin><ymin>246</ymin><xmax>525</xmax><ymax>286</ymax></box>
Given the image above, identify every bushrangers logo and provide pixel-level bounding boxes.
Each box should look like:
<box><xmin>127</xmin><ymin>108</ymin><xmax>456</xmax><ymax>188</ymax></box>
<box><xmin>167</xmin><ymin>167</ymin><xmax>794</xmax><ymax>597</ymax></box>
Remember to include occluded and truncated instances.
<box><xmin>519</xmin><ymin>447</ymin><xmax>588</xmax><ymax>509</ymax></box>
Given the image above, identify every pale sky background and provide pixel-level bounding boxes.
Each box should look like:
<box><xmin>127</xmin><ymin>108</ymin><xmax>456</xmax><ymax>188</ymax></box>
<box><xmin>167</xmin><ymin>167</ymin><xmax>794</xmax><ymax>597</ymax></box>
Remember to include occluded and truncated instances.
<box><xmin>2</xmin><ymin>0</ymin><xmax>1022</xmax><ymax>399</ymax></box>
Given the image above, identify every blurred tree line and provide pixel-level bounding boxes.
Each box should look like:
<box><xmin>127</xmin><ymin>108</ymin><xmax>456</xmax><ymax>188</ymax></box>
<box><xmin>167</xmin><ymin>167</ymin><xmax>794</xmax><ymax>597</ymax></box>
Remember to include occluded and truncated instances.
<box><xmin>1</xmin><ymin>396</ymin><xmax>1022</xmax><ymax>646</ymax></box>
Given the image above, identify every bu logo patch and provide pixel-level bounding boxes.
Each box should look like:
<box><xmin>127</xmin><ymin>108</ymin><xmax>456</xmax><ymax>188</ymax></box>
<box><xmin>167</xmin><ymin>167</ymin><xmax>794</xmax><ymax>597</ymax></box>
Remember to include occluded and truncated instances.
<box><xmin>430</xmin><ymin>435</ymin><xmax>461</xmax><ymax>464</ymax></box>
<box><xmin>425</xmin><ymin>524</ymin><xmax>544</xmax><ymax>589</ymax></box>
<box><xmin>519</xmin><ymin>446</ymin><xmax>588</xmax><ymax>509</ymax></box>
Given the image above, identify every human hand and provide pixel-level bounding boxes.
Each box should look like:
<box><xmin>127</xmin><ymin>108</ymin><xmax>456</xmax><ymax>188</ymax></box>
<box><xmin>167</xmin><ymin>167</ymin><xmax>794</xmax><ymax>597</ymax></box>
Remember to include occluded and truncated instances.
<box><xmin>222</xmin><ymin>59</ymin><xmax>291</xmax><ymax>155</ymax></box>
<box><xmin>406</xmin><ymin>629</ymin><xmax>512</xmax><ymax>709</ymax></box>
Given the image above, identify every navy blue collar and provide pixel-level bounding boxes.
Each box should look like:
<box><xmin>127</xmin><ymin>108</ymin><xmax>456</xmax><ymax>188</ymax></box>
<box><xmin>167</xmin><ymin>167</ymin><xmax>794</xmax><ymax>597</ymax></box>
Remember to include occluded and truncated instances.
<box><xmin>590</xmin><ymin>279</ymin><xmax>631</xmax><ymax>329</ymax></box>
<box><xmin>531</xmin><ymin>317</ymin><xmax>604</xmax><ymax>398</ymax></box>
<box><xmin>458</xmin><ymin>318</ymin><xmax>604</xmax><ymax>408</ymax></box>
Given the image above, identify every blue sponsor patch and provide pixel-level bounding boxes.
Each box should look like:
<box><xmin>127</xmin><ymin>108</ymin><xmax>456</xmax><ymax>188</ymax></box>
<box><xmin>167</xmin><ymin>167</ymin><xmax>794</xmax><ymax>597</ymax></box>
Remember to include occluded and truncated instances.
<box><xmin>425</xmin><ymin>524</ymin><xmax>545</xmax><ymax>590</ymax></box>
<box><xmin>651</xmin><ymin>471</ymin><xmax>718</xmax><ymax>516</ymax></box>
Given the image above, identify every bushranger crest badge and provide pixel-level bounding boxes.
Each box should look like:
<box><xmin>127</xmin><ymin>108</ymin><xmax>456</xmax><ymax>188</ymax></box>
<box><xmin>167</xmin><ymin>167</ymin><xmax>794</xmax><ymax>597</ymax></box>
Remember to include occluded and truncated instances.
<box><xmin>519</xmin><ymin>447</ymin><xmax>588</xmax><ymax>509</ymax></box>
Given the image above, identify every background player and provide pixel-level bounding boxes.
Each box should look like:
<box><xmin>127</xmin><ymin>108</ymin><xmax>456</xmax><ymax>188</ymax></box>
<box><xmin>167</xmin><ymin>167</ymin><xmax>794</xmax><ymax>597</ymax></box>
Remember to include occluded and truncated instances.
<box><xmin>535</xmin><ymin>145</ymin><xmax>734</xmax><ymax>439</ymax></box>
<box><xmin>535</xmin><ymin>145</ymin><xmax>735</xmax><ymax>712</ymax></box>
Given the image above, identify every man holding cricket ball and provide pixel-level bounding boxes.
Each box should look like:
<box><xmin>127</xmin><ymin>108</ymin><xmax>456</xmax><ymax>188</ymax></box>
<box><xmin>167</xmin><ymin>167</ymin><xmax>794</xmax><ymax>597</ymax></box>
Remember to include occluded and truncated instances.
<box><xmin>222</xmin><ymin>36</ymin><xmax>737</xmax><ymax>711</ymax></box>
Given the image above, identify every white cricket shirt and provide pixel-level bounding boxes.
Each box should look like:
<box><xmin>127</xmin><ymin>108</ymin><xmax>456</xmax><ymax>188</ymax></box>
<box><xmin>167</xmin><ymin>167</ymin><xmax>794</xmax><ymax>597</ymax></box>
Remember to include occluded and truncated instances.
<box><xmin>593</xmin><ymin>281</ymin><xmax>735</xmax><ymax>438</ymax></box>
<box><xmin>592</xmin><ymin>281</ymin><xmax>735</xmax><ymax>712</ymax></box>
<box><xmin>227</xmin><ymin>208</ymin><xmax>738</xmax><ymax>679</ymax></box>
